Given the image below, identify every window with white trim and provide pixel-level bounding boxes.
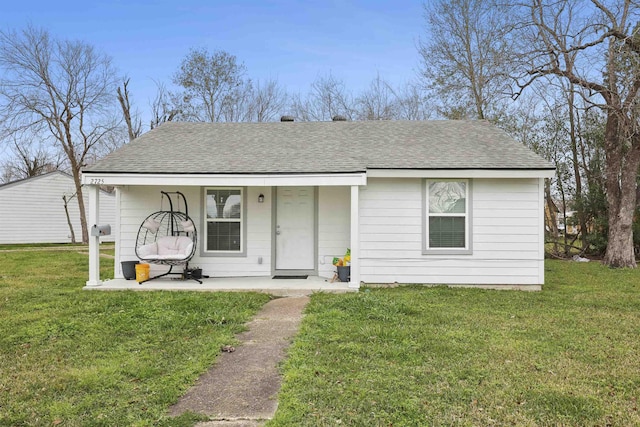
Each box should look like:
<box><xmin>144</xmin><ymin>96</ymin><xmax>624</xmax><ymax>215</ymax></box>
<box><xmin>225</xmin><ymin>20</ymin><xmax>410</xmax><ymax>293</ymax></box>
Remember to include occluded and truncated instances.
<box><xmin>205</xmin><ymin>188</ymin><xmax>243</xmax><ymax>253</ymax></box>
<box><xmin>425</xmin><ymin>180</ymin><xmax>470</xmax><ymax>252</ymax></box>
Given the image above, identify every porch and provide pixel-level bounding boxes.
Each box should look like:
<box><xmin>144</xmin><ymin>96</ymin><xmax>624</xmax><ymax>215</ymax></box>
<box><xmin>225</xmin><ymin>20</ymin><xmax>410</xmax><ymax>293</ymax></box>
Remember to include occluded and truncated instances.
<box><xmin>84</xmin><ymin>179</ymin><xmax>364</xmax><ymax>291</ymax></box>
<box><xmin>84</xmin><ymin>275</ymin><xmax>354</xmax><ymax>296</ymax></box>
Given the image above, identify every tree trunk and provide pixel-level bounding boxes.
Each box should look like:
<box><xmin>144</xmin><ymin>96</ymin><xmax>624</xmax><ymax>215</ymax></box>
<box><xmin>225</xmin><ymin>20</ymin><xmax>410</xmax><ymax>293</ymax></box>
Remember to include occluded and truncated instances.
<box><xmin>567</xmin><ymin>88</ymin><xmax>589</xmax><ymax>250</ymax></box>
<box><xmin>70</xmin><ymin>164</ymin><xmax>89</xmax><ymax>244</ymax></box>
<box><xmin>560</xmin><ymin>187</ymin><xmax>569</xmax><ymax>257</ymax></box>
<box><xmin>605</xmin><ymin>205</ymin><xmax>636</xmax><ymax>267</ymax></box>
<box><xmin>545</xmin><ymin>180</ymin><xmax>559</xmax><ymax>254</ymax></box>
<box><xmin>555</xmin><ymin>155</ymin><xmax>569</xmax><ymax>256</ymax></box>
<box><xmin>62</xmin><ymin>195</ymin><xmax>76</xmax><ymax>243</ymax></box>
<box><xmin>602</xmin><ymin>114</ymin><xmax>639</xmax><ymax>268</ymax></box>
<box><xmin>117</xmin><ymin>79</ymin><xmax>140</xmax><ymax>141</ymax></box>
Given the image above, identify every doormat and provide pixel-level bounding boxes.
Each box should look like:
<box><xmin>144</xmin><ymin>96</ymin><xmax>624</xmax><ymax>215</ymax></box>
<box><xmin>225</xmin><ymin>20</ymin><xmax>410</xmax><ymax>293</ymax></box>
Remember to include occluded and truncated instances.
<box><xmin>272</xmin><ymin>275</ymin><xmax>308</xmax><ymax>279</ymax></box>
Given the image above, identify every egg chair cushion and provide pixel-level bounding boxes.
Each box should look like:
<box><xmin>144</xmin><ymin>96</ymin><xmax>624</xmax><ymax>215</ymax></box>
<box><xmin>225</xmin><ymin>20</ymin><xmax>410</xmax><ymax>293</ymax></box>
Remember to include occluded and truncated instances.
<box><xmin>138</xmin><ymin>236</ymin><xmax>194</xmax><ymax>261</ymax></box>
<box><xmin>142</xmin><ymin>218</ymin><xmax>162</xmax><ymax>233</ymax></box>
<box><xmin>137</xmin><ymin>242</ymin><xmax>158</xmax><ymax>258</ymax></box>
<box><xmin>181</xmin><ymin>219</ymin><xmax>196</xmax><ymax>233</ymax></box>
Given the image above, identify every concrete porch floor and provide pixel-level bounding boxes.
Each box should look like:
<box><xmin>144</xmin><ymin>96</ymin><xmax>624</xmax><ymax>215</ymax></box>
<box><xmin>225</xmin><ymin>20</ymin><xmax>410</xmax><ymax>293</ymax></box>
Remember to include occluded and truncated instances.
<box><xmin>84</xmin><ymin>275</ymin><xmax>355</xmax><ymax>296</ymax></box>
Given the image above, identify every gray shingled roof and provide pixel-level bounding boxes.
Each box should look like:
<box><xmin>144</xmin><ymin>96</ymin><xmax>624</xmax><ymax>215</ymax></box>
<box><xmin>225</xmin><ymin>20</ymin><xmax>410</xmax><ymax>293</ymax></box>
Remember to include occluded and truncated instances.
<box><xmin>84</xmin><ymin>120</ymin><xmax>554</xmax><ymax>174</ymax></box>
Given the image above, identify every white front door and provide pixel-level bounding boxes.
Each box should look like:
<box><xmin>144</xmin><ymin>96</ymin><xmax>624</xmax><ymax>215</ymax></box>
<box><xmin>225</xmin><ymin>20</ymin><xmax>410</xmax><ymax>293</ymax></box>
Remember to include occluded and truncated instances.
<box><xmin>276</xmin><ymin>187</ymin><xmax>315</xmax><ymax>270</ymax></box>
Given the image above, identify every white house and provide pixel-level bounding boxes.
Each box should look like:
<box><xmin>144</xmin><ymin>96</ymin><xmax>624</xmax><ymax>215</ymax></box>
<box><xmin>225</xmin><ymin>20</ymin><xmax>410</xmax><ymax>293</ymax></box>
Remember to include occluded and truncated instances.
<box><xmin>81</xmin><ymin>119</ymin><xmax>554</xmax><ymax>290</ymax></box>
<box><xmin>0</xmin><ymin>171</ymin><xmax>116</xmax><ymax>244</ymax></box>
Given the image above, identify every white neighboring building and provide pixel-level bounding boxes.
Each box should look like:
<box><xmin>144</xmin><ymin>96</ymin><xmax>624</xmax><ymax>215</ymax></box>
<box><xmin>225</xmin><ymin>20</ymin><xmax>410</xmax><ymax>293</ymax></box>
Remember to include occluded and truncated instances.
<box><xmin>0</xmin><ymin>171</ymin><xmax>115</xmax><ymax>244</ymax></box>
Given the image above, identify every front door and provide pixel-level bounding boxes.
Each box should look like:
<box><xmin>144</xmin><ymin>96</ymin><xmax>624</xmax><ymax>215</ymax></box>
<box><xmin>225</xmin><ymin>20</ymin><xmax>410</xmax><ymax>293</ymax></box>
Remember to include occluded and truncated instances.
<box><xmin>276</xmin><ymin>187</ymin><xmax>315</xmax><ymax>270</ymax></box>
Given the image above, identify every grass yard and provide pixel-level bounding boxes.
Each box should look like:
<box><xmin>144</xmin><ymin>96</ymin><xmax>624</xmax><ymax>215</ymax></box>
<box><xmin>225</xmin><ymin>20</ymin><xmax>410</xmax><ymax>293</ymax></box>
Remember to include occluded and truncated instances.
<box><xmin>271</xmin><ymin>260</ymin><xmax>640</xmax><ymax>426</ymax></box>
<box><xmin>0</xmin><ymin>249</ymin><xmax>271</xmax><ymax>426</ymax></box>
<box><xmin>2</xmin><ymin>250</ymin><xmax>639</xmax><ymax>427</ymax></box>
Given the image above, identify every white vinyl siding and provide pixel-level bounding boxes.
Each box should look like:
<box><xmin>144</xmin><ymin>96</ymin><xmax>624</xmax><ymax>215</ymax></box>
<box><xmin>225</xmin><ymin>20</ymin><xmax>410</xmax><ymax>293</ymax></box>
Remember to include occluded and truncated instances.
<box><xmin>116</xmin><ymin>185</ymin><xmax>352</xmax><ymax>280</ymax></box>
<box><xmin>116</xmin><ymin>186</ymin><xmax>271</xmax><ymax>279</ymax></box>
<box><xmin>0</xmin><ymin>172</ymin><xmax>115</xmax><ymax>244</ymax></box>
<box><xmin>113</xmin><ymin>178</ymin><xmax>545</xmax><ymax>286</ymax></box>
<box><xmin>317</xmin><ymin>186</ymin><xmax>351</xmax><ymax>279</ymax></box>
<box><xmin>359</xmin><ymin>178</ymin><xmax>544</xmax><ymax>286</ymax></box>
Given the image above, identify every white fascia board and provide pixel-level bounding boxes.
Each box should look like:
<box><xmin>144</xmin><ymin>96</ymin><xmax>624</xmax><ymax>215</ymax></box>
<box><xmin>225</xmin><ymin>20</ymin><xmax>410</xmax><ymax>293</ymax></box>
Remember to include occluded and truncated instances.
<box><xmin>367</xmin><ymin>169</ymin><xmax>555</xmax><ymax>179</ymax></box>
<box><xmin>82</xmin><ymin>172</ymin><xmax>367</xmax><ymax>187</ymax></box>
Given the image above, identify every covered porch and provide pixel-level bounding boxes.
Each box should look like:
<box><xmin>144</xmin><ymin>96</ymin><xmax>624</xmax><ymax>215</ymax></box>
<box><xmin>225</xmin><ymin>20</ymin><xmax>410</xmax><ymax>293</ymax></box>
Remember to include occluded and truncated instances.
<box><xmin>82</xmin><ymin>172</ymin><xmax>366</xmax><ymax>291</ymax></box>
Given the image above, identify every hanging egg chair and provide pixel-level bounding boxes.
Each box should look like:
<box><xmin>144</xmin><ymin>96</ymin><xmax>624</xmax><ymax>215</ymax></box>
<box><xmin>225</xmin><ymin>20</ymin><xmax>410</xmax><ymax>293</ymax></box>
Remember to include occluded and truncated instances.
<box><xmin>135</xmin><ymin>191</ymin><xmax>200</xmax><ymax>283</ymax></box>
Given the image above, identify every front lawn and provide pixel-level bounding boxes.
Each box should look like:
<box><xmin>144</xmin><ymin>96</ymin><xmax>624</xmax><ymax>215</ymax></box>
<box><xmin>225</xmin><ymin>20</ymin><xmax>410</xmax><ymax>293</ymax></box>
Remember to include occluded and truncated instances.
<box><xmin>0</xmin><ymin>250</ymin><xmax>271</xmax><ymax>426</ymax></box>
<box><xmin>2</xmin><ymin>251</ymin><xmax>639</xmax><ymax>427</ymax></box>
<box><xmin>272</xmin><ymin>260</ymin><xmax>640</xmax><ymax>426</ymax></box>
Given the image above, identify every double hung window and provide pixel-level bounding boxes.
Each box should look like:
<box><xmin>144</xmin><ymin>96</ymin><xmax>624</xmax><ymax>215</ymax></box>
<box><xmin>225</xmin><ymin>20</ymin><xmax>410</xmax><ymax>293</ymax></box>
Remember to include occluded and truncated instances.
<box><xmin>425</xmin><ymin>180</ymin><xmax>471</xmax><ymax>253</ymax></box>
<box><xmin>205</xmin><ymin>188</ymin><xmax>243</xmax><ymax>253</ymax></box>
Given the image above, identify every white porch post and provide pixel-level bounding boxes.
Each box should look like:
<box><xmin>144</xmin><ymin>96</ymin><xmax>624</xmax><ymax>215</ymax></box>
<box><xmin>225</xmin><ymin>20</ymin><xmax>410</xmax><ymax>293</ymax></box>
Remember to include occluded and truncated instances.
<box><xmin>85</xmin><ymin>184</ymin><xmax>102</xmax><ymax>287</ymax></box>
<box><xmin>114</xmin><ymin>187</ymin><xmax>122</xmax><ymax>279</ymax></box>
<box><xmin>349</xmin><ymin>185</ymin><xmax>360</xmax><ymax>289</ymax></box>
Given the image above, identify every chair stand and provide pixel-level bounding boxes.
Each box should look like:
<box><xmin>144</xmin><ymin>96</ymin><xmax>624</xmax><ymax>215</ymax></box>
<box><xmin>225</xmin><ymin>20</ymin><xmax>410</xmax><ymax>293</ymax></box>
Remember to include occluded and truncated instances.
<box><xmin>138</xmin><ymin>263</ymin><xmax>203</xmax><ymax>284</ymax></box>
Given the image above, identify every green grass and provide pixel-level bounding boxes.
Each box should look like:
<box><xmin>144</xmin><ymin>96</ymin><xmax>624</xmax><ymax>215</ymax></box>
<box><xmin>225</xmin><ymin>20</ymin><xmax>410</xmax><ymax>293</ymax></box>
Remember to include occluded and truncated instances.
<box><xmin>3</xmin><ymin>251</ymin><xmax>639</xmax><ymax>427</ymax></box>
<box><xmin>0</xmin><ymin>242</ymin><xmax>88</xmax><ymax>250</ymax></box>
<box><xmin>0</xmin><ymin>242</ymin><xmax>115</xmax><ymax>255</ymax></box>
<box><xmin>0</xmin><ymin>250</ymin><xmax>271</xmax><ymax>426</ymax></box>
<box><xmin>271</xmin><ymin>260</ymin><xmax>640</xmax><ymax>426</ymax></box>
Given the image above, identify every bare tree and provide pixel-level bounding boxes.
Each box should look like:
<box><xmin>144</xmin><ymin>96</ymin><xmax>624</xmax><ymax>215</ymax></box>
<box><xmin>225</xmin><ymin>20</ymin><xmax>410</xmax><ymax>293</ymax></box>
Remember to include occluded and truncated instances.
<box><xmin>150</xmin><ymin>80</ymin><xmax>179</xmax><ymax>130</ymax></box>
<box><xmin>291</xmin><ymin>73</ymin><xmax>355</xmax><ymax>121</ymax></box>
<box><xmin>395</xmin><ymin>81</ymin><xmax>432</xmax><ymax>121</ymax></box>
<box><xmin>0</xmin><ymin>167</ymin><xmax>12</xmax><ymax>184</ymax></box>
<box><xmin>353</xmin><ymin>74</ymin><xmax>433</xmax><ymax>121</ymax></box>
<box><xmin>248</xmin><ymin>79</ymin><xmax>288</xmax><ymax>122</ymax></box>
<box><xmin>220</xmin><ymin>79</ymin><xmax>254</xmax><ymax>122</ymax></box>
<box><xmin>419</xmin><ymin>0</ymin><xmax>514</xmax><ymax>119</ymax></box>
<box><xmin>117</xmin><ymin>78</ymin><xmax>142</xmax><ymax>141</ymax></box>
<box><xmin>513</xmin><ymin>0</ymin><xmax>640</xmax><ymax>267</ymax></box>
<box><xmin>1</xmin><ymin>133</ymin><xmax>62</xmax><ymax>183</ymax></box>
<box><xmin>356</xmin><ymin>73</ymin><xmax>399</xmax><ymax>120</ymax></box>
<box><xmin>0</xmin><ymin>26</ymin><xmax>120</xmax><ymax>243</ymax></box>
<box><xmin>172</xmin><ymin>48</ymin><xmax>248</xmax><ymax>122</ymax></box>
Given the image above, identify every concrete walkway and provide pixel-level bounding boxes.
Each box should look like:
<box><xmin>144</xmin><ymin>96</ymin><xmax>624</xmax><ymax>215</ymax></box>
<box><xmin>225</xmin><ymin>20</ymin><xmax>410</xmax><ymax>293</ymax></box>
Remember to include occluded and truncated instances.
<box><xmin>169</xmin><ymin>296</ymin><xmax>310</xmax><ymax>426</ymax></box>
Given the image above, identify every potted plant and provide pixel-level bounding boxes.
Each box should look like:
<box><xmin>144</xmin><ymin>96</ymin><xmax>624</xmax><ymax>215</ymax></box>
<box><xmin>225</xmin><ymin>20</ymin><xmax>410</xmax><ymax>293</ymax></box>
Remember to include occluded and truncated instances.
<box><xmin>332</xmin><ymin>249</ymin><xmax>351</xmax><ymax>282</ymax></box>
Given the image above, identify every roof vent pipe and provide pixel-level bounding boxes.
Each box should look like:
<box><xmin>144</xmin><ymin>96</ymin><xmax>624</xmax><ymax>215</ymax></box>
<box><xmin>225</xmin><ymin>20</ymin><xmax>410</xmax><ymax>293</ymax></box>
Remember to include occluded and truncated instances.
<box><xmin>280</xmin><ymin>115</ymin><xmax>295</xmax><ymax>122</ymax></box>
<box><xmin>332</xmin><ymin>115</ymin><xmax>347</xmax><ymax>122</ymax></box>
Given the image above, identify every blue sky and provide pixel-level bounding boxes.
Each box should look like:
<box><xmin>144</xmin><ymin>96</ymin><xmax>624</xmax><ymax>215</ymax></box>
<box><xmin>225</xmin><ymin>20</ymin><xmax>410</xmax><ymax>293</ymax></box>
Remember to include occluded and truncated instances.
<box><xmin>2</xmin><ymin>0</ymin><xmax>426</xmax><ymax>114</ymax></box>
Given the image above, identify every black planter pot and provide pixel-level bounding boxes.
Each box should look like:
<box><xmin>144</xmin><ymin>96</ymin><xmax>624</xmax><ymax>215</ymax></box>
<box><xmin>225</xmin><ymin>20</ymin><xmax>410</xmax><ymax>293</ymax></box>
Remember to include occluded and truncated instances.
<box><xmin>121</xmin><ymin>261</ymin><xmax>139</xmax><ymax>280</ymax></box>
<box><xmin>337</xmin><ymin>265</ymin><xmax>351</xmax><ymax>282</ymax></box>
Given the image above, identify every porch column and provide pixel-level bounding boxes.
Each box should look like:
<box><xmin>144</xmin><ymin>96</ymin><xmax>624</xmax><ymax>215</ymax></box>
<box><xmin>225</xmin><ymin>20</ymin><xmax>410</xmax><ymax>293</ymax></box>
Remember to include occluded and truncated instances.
<box><xmin>349</xmin><ymin>185</ymin><xmax>360</xmax><ymax>289</ymax></box>
<box><xmin>85</xmin><ymin>184</ymin><xmax>102</xmax><ymax>287</ymax></box>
